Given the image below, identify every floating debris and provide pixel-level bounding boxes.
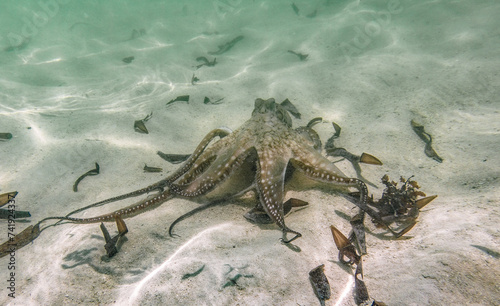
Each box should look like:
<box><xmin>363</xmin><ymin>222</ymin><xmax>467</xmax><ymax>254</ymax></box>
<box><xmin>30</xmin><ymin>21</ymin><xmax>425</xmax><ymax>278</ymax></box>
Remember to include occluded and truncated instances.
<box><xmin>196</xmin><ymin>56</ymin><xmax>217</xmax><ymax>69</ymax></box>
<box><xmin>144</xmin><ymin>164</ymin><xmax>163</xmax><ymax>173</ymax></box>
<box><xmin>122</xmin><ymin>56</ymin><xmax>134</xmax><ymax>63</ymax></box>
<box><xmin>287</xmin><ymin>50</ymin><xmax>308</xmax><ymax>61</ymax></box>
<box><xmin>208</xmin><ymin>35</ymin><xmax>244</xmax><ymax>55</ymax></box>
<box><xmin>0</xmin><ymin>223</ymin><xmax>40</xmax><ymax>258</ymax></box>
<box><xmin>330</xmin><ymin>225</ymin><xmax>360</xmax><ymax>265</ymax></box>
<box><xmin>280</xmin><ymin>98</ymin><xmax>301</xmax><ymax>119</ymax></box>
<box><xmin>167</xmin><ymin>95</ymin><xmax>190</xmax><ymax>106</ymax></box>
<box><xmin>73</xmin><ymin>163</ymin><xmax>100</xmax><ymax>192</ymax></box>
<box><xmin>191</xmin><ymin>74</ymin><xmax>199</xmax><ymax>85</ymax></box>
<box><xmin>411</xmin><ymin>120</ymin><xmax>443</xmax><ymax>163</ymax></box>
<box><xmin>0</xmin><ymin>191</ymin><xmax>17</xmax><ymax>207</ymax></box>
<box><xmin>134</xmin><ymin>112</ymin><xmax>153</xmax><ymax>134</ymax></box>
<box><xmin>157</xmin><ymin>151</ymin><xmax>191</xmax><ymax>164</ymax></box>
<box><xmin>203</xmin><ymin>97</ymin><xmax>224</xmax><ymax>105</ymax></box>
<box><xmin>309</xmin><ymin>264</ymin><xmax>331</xmax><ymax>306</ymax></box>
<box><xmin>181</xmin><ymin>264</ymin><xmax>206</xmax><ymax>280</ymax></box>
<box><xmin>0</xmin><ymin>133</ymin><xmax>13</xmax><ymax>141</ymax></box>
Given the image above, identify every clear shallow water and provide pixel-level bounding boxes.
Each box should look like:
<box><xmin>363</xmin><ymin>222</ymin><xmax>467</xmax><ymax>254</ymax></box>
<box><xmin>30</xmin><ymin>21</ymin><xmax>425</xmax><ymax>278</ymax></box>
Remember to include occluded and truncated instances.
<box><xmin>1</xmin><ymin>1</ymin><xmax>499</xmax><ymax>305</ymax></box>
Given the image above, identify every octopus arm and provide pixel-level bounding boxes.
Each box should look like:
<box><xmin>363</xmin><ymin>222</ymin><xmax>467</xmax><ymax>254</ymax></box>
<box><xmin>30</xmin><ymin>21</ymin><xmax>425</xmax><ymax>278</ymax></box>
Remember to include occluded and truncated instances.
<box><xmin>162</xmin><ymin>128</ymin><xmax>231</xmax><ymax>185</ymax></box>
<box><xmin>256</xmin><ymin>152</ymin><xmax>302</xmax><ymax>242</ymax></box>
<box><xmin>169</xmin><ymin>145</ymin><xmax>253</xmax><ymax>197</ymax></box>
<box><xmin>291</xmin><ymin>146</ymin><xmax>382</xmax><ymax>220</ymax></box>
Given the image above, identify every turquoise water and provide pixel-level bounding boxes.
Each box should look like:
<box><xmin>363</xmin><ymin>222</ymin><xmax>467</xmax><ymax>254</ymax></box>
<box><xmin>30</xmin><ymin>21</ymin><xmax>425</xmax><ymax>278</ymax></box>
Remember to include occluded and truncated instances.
<box><xmin>1</xmin><ymin>1</ymin><xmax>499</xmax><ymax>305</ymax></box>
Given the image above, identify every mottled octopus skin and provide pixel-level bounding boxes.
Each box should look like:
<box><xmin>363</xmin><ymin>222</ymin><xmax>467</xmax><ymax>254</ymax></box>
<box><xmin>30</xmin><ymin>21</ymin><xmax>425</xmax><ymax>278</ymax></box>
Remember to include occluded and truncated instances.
<box><xmin>64</xmin><ymin>98</ymin><xmax>369</xmax><ymax>242</ymax></box>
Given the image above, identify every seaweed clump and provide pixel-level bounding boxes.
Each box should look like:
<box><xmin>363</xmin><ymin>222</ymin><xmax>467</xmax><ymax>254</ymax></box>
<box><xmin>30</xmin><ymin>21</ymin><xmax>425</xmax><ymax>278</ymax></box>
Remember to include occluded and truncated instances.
<box><xmin>370</xmin><ymin>175</ymin><xmax>437</xmax><ymax>230</ymax></box>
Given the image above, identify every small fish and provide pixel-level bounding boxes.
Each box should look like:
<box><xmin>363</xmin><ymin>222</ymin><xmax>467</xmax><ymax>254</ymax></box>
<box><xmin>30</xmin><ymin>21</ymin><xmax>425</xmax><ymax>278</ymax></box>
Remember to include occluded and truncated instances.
<box><xmin>144</xmin><ymin>164</ymin><xmax>163</xmax><ymax>173</ymax></box>
<box><xmin>122</xmin><ymin>56</ymin><xmax>134</xmax><ymax>63</ymax></box>
<box><xmin>134</xmin><ymin>112</ymin><xmax>153</xmax><ymax>134</ymax></box>
<box><xmin>291</xmin><ymin>3</ymin><xmax>300</xmax><ymax>15</ymax></box>
<box><xmin>0</xmin><ymin>191</ymin><xmax>17</xmax><ymax>207</ymax></box>
<box><xmin>73</xmin><ymin>163</ymin><xmax>100</xmax><ymax>192</ymax></box>
<box><xmin>287</xmin><ymin>50</ymin><xmax>308</xmax><ymax>61</ymax></box>
<box><xmin>181</xmin><ymin>264</ymin><xmax>206</xmax><ymax>280</ymax></box>
<box><xmin>208</xmin><ymin>35</ymin><xmax>244</xmax><ymax>55</ymax></box>
<box><xmin>309</xmin><ymin>264</ymin><xmax>331</xmax><ymax>306</ymax></box>
<box><xmin>280</xmin><ymin>98</ymin><xmax>301</xmax><ymax>119</ymax></box>
<box><xmin>167</xmin><ymin>95</ymin><xmax>190</xmax><ymax>105</ymax></box>
<box><xmin>0</xmin><ymin>132</ymin><xmax>13</xmax><ymax>140</ymax></box>
<box><xmin>157</xmin><ymin>151</ymin><xmax>191</xmax><ymax>164</ymax></box>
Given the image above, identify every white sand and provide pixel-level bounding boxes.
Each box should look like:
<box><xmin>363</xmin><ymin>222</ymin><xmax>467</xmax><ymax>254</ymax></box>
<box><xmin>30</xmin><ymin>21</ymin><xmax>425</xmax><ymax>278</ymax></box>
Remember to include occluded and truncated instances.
<box><xmin>1</xmin><ymin>1</ymin><xmax>499</xmax><ymax>305</ymax></box>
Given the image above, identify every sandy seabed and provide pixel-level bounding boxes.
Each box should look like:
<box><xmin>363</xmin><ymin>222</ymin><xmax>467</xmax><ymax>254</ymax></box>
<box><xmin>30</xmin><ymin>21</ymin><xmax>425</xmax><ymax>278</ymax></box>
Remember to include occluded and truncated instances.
<box><xmin>0</xmin><ymin>1</ymin><xmax>499</xmax><ymax>305</ymax></box>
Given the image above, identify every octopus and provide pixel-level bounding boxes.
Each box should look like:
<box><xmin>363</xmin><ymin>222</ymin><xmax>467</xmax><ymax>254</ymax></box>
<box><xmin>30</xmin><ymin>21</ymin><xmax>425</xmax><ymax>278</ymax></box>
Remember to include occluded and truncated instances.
<box><xmin>3</xmin><ymin>98</ymin><xmax>390</xmax><ymax>258</ymax></box>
